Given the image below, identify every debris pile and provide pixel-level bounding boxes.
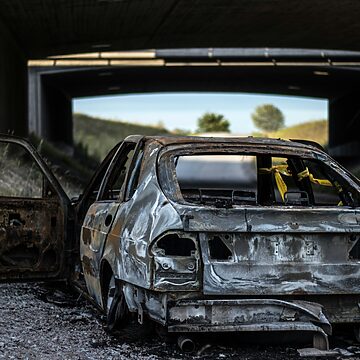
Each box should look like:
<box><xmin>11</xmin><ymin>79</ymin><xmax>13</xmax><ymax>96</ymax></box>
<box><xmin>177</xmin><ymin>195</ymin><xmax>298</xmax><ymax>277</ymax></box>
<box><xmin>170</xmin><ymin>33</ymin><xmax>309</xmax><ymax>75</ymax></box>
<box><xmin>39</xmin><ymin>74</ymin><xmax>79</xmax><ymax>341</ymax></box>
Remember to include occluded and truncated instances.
<box><xmin>1</xmin><ymin>283</ymin><xmax>359</xmax><ymax>359</ymax></box>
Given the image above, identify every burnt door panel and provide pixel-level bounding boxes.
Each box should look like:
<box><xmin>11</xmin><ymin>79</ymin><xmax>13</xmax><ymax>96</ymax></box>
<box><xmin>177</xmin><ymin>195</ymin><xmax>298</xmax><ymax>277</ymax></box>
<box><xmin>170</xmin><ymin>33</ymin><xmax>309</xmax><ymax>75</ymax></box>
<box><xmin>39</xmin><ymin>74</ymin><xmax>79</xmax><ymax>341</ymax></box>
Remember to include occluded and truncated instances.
<box><xmin>81</xmin><ymin>201</ymin><xmax>120</xmax><ymax>305</ymax></box>
<box><xmin>80</xmin><ymin>141</ymin><xmax>137</xmax><ymax>307</ymax></box>
<box><xmin>0</xmin><ymin>198</ymin><xmax>66</xmax><ymax>279</ymax></box>
<box><xmin>0</xmin><ymin>137</ymin><xmax>70</xmax><ymax>281</ymax></box>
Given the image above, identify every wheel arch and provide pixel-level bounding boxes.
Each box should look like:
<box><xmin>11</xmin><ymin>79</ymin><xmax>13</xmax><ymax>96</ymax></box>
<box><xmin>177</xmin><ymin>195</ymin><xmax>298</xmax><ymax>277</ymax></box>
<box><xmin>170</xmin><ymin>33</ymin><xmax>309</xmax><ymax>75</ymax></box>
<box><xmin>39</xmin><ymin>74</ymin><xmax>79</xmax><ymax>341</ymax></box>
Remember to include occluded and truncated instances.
<box><xmin>99</xmin><ymin>259</ymin><xmax>115</xmax><ymax>310</ymax></box>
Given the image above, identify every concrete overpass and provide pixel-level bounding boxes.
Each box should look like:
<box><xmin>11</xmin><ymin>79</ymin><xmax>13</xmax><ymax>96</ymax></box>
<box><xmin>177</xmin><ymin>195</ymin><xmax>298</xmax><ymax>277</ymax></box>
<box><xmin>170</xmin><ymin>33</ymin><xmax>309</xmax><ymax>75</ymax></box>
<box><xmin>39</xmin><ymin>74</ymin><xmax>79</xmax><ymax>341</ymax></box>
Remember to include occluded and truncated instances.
<box><xmin>1</xmin><ymin>1</ymin><xmax>360</xmax><ymax>161</ymax></box>
<box><xmin>28</xmin><ymin>49</ymin><xmax>360</xmax><ymax>161</ymax></box>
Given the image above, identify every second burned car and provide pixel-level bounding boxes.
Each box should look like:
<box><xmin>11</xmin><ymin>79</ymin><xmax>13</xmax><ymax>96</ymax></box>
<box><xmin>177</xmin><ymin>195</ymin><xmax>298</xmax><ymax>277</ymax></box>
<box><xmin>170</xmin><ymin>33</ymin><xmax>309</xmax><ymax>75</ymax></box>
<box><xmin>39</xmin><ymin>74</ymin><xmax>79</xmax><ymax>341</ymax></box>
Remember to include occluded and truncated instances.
<box><xmin>78</xmin><ymin>135</ymin><xmax>360</xmax><ymax>349</ymax></box>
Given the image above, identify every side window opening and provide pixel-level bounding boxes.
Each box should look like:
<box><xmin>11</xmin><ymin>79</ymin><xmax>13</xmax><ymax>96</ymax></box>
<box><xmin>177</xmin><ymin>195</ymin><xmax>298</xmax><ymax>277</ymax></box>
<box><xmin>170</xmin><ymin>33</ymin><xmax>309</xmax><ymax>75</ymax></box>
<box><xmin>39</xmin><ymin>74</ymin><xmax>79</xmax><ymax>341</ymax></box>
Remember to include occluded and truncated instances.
<box><xmin>0</xmin><ymin>141</ymin><xmax>45</xmax><ymax>199</ymax></box>
<box><xmin>266</xmin><ymin>157</ymin><xmax>356</xmax><ymax>207</ymax></box>
<box><xmin>303</xmin><ymin>159</ymin><xmax>343</xmax><ymax>206</ymax></box>
<box><xmin>99</xmin><ymin>143</ymin><xmax>136</xmax><ymax>201</ymax></box>
<box><xmin>125</xmin><ymin>147</ymin><xmax>144</xmax><ymax>200</ymax></box>
<box><xmin>265</xmin><ymin>157</ymin><xmax>314</xmax><ymax>206</ymax></box>
<box><xmin>77</xmin><ymin>142</ymin><xmax>123</xmax><ymax>222</ymax></box>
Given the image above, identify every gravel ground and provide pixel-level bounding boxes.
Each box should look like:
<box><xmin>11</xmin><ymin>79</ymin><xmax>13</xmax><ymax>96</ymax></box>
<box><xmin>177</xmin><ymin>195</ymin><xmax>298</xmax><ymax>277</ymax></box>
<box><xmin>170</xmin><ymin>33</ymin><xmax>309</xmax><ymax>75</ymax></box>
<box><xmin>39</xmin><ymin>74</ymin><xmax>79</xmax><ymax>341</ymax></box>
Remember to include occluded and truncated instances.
<box><xmin>0</xmin><ymin>282</ymin><xmax>359</xmax><ymax>360</ymax></box>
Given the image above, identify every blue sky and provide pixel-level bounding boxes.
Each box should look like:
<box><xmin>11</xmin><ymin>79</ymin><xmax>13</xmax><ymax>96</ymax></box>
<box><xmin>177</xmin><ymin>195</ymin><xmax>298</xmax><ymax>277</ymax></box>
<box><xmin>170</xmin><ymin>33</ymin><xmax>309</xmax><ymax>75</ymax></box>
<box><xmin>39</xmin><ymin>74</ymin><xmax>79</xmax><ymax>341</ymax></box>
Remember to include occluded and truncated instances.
<box><xmin>73</xmin><ymin>92</ymin><xmax>327</xmax><ymax>134</ymax></box>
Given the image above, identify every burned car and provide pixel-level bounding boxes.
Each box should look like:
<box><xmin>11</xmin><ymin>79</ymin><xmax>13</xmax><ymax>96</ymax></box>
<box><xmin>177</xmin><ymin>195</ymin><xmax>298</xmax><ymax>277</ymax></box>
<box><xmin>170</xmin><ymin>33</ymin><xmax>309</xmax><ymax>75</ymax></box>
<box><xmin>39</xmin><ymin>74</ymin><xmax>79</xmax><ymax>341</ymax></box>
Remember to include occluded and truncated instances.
<box><xmin>0</xmin><ymin>135</ymin><xmax>360</xmax><ymax>350</ymax></box>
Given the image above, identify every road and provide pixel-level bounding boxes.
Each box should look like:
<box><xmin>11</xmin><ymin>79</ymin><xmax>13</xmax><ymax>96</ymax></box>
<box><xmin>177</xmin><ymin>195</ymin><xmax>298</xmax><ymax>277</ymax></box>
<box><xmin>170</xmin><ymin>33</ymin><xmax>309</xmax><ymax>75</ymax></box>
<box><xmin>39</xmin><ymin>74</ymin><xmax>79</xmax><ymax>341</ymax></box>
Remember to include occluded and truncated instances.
<box><xmin>0</xmin><ymin>283</ymin><xmax>356</xmax><ymax>359</ymax></box>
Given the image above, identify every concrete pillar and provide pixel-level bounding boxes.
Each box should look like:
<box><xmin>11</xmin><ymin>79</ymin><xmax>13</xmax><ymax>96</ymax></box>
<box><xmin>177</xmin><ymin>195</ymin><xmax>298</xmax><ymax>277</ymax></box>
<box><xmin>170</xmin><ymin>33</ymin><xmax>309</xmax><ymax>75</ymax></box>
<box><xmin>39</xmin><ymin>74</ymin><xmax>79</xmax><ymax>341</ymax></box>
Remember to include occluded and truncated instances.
<box><xmin>328</xmin><ymin>92</ymin><xmax>360</xmax><ymax>164</ymax></box>
<box><xmin>28</xmin><ymin>68</ymin><xmax>73</xmax><ymax>148</ymax></box>
<box><xmin>28</xmin><ymin>67</ymin><xmax>43</xmax><ymax>137</ymax></box>
<box><xmin>42</xmin><ymin>80</ymin><xmax>73</xmax><ymax>146</ymax></box>
<box><xmin>0</xmin><ymin>21</ymin><xmax>27</xmax><ymax>136</ymax></box>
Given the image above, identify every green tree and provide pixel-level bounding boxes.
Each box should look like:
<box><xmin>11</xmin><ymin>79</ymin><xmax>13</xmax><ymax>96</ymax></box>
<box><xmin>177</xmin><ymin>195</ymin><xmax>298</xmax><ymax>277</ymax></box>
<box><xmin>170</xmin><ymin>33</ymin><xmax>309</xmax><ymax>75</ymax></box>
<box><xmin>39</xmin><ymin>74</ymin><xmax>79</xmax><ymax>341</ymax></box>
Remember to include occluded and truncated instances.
<box><xmin>251</xmin><ymin>104</ymin><xmax>285</xmax><ymax>133</ymax></box>
<box><xmin>196</xmin><ymin>112</ymin><xmax>230</xmax><ymax>133</ymax></box>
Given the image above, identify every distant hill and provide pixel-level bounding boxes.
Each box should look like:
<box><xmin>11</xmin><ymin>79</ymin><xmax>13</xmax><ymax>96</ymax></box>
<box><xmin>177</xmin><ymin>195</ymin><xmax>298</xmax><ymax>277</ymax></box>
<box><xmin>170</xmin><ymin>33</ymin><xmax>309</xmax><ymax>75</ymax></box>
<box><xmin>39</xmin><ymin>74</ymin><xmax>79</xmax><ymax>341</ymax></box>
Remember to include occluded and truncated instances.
<box><xmin>73</xmin><ymin>113</ymin><xmax>170</xmax><ymax>161</ymax></box>
<box><xmin>270</xmin><ymin>119</ymin><xmax>328</xmax><ymax>146</ymax></box>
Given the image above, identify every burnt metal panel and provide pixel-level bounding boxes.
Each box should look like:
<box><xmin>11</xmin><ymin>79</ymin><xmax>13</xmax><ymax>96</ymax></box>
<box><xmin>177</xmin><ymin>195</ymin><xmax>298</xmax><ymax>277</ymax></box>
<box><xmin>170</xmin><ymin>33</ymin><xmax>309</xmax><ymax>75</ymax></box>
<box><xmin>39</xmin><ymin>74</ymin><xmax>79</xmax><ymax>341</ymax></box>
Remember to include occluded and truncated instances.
<box><xmin>0</xmin><ymin>198</ymin><xmax>65</xmax><ymax>280</ymax></box>
<box><xmin>79</xmin><ymin>135</ymin><xmax>360</xmax><ymax>333</ymax></box>
<box><xmin>0</xmin><ymin>135</ymin><xmax>72</xmax><ymax>282</ymax></box>
<box><xmin>245</xmin><ymin>207</ymin><xmax>360</xmax><ymax>233</ymax></box>
<box><xmin>200</xmin><ymin>232</ymin><xmax>360</xmax><ymax>296</ymax></box>
<box><xmin>167</xmin><ymin>299</ymin><xmax>330</xmax><ymax>334</ymax></box>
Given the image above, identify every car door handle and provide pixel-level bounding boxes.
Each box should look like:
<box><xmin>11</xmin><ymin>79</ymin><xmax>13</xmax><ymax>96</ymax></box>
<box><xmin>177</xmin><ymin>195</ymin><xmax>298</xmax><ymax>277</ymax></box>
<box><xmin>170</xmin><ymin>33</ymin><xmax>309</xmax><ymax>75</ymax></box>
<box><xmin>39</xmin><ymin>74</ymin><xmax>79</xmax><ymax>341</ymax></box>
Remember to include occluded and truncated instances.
<box><xmin>105</xmin><ymin>214</ymin><xmax>113</xmax><ymax>227</ymax></box>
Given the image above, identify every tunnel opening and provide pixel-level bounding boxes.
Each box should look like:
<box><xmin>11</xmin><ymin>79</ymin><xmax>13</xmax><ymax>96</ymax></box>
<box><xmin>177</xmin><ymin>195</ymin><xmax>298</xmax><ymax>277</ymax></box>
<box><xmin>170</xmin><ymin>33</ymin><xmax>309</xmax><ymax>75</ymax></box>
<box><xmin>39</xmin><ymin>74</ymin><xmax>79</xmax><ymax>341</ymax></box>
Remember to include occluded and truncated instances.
<box><xmin>72</xmin><ymin>91</ymin><xmax>328</xmax><ymax>160</ymax></box>
<box><xmin>34</xmin><ymin>49</ymin><xmax>360</xmax><ymax>201</ymax></box>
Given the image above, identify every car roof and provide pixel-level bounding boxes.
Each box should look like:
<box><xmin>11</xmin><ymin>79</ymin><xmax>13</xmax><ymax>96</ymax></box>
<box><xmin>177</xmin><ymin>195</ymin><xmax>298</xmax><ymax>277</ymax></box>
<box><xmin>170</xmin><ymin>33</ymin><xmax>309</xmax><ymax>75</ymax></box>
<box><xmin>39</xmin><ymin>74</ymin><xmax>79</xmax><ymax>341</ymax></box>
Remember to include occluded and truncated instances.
<box><xmin>124</xmin><ymin>134</ymin><xmax>325</xmax><ymax>153</ymax></box>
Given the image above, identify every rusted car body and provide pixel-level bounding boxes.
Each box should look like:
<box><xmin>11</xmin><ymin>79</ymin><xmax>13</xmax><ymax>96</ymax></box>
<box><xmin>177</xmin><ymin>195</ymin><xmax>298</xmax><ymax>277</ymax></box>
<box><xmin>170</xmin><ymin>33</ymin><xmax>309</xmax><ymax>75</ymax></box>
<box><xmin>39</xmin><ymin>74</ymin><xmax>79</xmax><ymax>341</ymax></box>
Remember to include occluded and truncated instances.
<box><xmin>79</xmin><ymin>136</ymin><xmax>360</xmax><ymax>349</ymax></box>
<box><xmin>0</xmin><ymin>134</ymin><xmax>360</xmax><ymax>349</ymax></box>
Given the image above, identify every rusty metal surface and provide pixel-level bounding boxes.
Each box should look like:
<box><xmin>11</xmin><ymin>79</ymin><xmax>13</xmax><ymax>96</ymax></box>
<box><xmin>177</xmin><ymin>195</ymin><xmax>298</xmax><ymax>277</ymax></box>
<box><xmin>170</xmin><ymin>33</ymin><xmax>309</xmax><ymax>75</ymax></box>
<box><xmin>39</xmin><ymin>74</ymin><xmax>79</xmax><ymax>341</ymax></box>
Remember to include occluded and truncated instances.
<box><xmin>0</xmin><ymin>135</ymin><xmax>72</xmax><ymax>281</ymax></box>
<box><xmin>79</xmin><ymin>135</ymin><xmax>360</xmax><ymax>336</ymax></box>
<box><xmin>0</xmin><ymin>198</ymin><xmax>65</xmax><ymax>280</ymax></box>
<box><xmin>199</xmin><ymin>232</ymin><xmax>360</xmax><ymax>296</ymax></box>
<box><xmin>81</xmin><ymin>201</ymin><xmax>121</xmax><ymax>306</ymax></box>
<box><xmin>167</xmin><ymin>299</ymin><xmax>330</xmax><ymax>326</ymax></box>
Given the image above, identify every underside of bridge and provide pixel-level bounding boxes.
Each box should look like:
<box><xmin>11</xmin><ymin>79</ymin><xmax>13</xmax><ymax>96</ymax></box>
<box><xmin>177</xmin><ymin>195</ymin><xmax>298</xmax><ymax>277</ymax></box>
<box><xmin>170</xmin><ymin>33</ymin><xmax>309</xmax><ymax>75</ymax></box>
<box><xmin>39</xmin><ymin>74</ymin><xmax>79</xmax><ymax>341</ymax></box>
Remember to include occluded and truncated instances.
<box><xmin>29</xmin><ymin>55</ymin><xmax>360</xmax><ymax>162</ymax></box>
<box><xmin>1</xmin><ymin>1</ymin><xmax>360</xmax><ymax>162</ymax></box>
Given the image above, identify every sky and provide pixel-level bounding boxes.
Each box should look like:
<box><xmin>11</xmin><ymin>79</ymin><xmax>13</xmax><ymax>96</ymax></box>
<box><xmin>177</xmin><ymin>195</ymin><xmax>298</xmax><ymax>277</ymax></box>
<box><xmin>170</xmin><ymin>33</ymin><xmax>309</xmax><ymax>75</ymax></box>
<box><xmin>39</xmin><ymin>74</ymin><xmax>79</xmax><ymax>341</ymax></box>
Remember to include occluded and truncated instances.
<box><xmin>73</xmin><ymin>92</ymin><xmax>327</xmax><ymax>134</ymax></box>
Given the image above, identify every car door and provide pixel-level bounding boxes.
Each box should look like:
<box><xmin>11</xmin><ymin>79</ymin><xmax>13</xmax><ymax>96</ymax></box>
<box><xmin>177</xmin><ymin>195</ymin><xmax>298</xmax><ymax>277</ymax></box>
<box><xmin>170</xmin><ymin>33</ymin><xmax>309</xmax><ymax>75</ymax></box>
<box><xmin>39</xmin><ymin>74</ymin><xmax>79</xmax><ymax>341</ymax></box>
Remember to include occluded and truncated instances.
<box><xmin>0</xmin><ymin>135</ymin><xmax>72</xmax><ymax>281</ymax></box>
<box><xmin>80</xmin><ymin>140</ymin><xmax>141</xmax><ymax>304</ymax></box>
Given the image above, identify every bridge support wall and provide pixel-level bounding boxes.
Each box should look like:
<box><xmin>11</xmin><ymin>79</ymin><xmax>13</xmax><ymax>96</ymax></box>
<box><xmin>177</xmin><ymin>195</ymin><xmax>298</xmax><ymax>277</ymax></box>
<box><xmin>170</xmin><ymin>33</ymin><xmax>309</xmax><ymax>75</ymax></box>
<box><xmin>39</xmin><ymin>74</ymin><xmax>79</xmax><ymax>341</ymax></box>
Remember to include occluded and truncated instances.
<box><xmin>0</xmin><ymin>21</ymin><xmax>27</xmax><ymax>136</ymax></box>
<box><xmin>28</xmin><ymin>68</ymin><xmax>73</xmax><ymax>146</ymax></box>
<box><xmin>27</xmin><ymin>65</ymin><xmax>360</xmax><ymax>166</ymax></box>
<box><xmin>328</xmin><ymin>92</ymin><xmax>360</xmax><ymax>165</ymax></box>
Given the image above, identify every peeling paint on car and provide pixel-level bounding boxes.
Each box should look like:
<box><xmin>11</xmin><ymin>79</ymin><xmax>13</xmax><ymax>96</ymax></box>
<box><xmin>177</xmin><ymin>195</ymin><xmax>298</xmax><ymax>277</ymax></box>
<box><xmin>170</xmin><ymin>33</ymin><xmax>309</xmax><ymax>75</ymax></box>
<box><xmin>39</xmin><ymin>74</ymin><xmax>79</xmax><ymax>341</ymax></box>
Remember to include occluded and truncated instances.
<box><xmin>78</xmin><ymin>135</ymin><xmax>360</xmax><ymax>348</ymax></box>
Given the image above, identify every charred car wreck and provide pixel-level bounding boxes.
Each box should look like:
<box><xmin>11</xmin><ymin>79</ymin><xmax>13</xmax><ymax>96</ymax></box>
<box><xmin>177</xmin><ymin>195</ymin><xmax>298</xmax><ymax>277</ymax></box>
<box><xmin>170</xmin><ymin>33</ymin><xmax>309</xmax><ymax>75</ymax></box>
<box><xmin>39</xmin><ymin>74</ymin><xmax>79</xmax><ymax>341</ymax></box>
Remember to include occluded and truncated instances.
<box><xmin>0</xmin><ymin>135</ymin><xmax>360</xmax><ymax>350</ymax></box>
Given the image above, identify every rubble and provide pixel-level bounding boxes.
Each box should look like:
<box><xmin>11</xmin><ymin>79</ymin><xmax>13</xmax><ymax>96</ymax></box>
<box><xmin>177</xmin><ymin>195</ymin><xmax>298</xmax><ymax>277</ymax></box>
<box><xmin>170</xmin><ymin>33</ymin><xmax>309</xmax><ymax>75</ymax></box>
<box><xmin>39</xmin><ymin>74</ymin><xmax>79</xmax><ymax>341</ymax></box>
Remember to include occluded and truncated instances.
<box><xmin>0</xmin><ymin>283</ymin><xmax>312</xmax><ymax>359</ymax></box>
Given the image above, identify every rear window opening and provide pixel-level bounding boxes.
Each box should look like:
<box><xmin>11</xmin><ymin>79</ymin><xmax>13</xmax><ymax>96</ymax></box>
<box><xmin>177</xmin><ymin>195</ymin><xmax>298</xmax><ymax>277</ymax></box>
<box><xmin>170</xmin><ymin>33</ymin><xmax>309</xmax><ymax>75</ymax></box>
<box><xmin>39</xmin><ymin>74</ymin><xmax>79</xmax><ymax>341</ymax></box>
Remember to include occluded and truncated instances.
<box><xmin>173</xmin><ymin>153</ymin><xmax>359</xmax><ymax>207</ymax></box>
<box><xmin>176</xmin><ymin>155</ymin><xmax>257</xmax><ymax>207</ymax></box>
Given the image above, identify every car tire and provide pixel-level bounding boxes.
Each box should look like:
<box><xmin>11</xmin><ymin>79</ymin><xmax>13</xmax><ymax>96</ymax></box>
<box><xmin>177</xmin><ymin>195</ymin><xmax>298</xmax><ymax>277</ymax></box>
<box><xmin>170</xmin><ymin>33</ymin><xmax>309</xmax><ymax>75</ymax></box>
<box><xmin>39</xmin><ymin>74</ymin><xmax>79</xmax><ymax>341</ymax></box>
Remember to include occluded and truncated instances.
<box><xmin>105</xmin><ymin>274</ymin><xmax>129</xmax><ymax>332</ymax></box>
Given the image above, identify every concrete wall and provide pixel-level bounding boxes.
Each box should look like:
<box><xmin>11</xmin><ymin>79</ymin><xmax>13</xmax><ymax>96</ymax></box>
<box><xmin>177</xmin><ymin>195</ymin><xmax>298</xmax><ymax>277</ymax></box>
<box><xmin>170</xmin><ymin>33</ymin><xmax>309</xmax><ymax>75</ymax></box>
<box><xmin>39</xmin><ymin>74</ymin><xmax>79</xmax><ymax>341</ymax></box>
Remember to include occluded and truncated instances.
<box><xmin>41</xmin><ymin>80</ymin><xmax>73</xmax><ymax>145</ymax></box>
<box><xmin>28</xmin><ymin>68</ymin><xmax>73</xmax><ymax>146</ymax></box>
<box><xmin>0</xmin><ymin>21</ymin><xmax>27</xmax><ymax>136</ymax></box>
<box><xmin>328</xmin><ymin>93</ymin><xmax>360</xmax><ymax>164</ymax></box>
<box><xmin>27</xmin><ymin>65</ymin><xmax>360</xmax><ymax>165</ymax></box>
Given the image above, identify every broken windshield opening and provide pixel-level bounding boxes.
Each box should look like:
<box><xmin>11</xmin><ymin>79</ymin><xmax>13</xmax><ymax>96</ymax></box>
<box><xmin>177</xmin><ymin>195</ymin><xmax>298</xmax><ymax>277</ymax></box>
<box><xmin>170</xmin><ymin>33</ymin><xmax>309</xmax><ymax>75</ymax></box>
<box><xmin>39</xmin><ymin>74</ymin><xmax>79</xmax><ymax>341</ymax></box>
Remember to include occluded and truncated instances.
<box><xmin>171</xmin><ymin>152</ymin><xmax>359</xmax><ymax>208</ymax></box>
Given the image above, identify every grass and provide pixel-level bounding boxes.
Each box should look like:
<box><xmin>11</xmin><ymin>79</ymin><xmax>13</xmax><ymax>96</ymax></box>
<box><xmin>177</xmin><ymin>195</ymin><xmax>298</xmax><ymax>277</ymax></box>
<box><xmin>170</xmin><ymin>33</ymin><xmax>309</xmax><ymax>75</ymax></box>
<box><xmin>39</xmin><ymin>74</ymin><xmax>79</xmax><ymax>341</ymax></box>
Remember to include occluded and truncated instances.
<box><xmin>29</xmin><ymin>134</ymin><xmax>93</xmax><ymax>198</ymax></box>
<box><xmin>73</xmin><ymin>113</ymin><xmax>170</xmax><ymax>161</ymax></box>
<box><xmin>269</xmin><ymin>119</ymin><xmax>328</xmax><ymax>146</ymax></box>
<box><xmin>26</xmin><ymin>116</ymin><xmax>332</xmax><ymax>197</ymax></box>
<box><xmin>24</xmin><ymin>114</ymin><xmax>172</xmax><ymax>198</ymax></box>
